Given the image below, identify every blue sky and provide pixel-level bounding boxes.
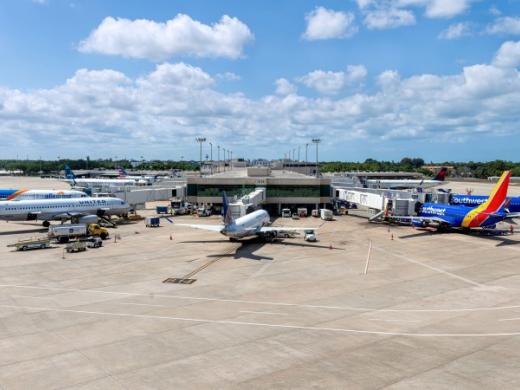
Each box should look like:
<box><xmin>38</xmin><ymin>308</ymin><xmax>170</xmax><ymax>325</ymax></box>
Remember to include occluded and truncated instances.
<box><xmin>0</xmin><ymin>0</ymin><xmax>519</xmax><ymax>161</ymax></box>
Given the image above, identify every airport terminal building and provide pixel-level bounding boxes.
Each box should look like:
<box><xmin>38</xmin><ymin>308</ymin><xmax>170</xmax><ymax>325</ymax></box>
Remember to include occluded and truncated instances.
<box><xmin>186</xmin><ymin>167</ymin><xmax>331</xmax><ymax>215</ymax></box>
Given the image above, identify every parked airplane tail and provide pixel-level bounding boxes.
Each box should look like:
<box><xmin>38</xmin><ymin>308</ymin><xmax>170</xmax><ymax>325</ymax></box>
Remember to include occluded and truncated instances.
<box><xmin>117</xmin><ymin>167</ymin><xmax>128</xmax><ymax>177</ymax></box>
<box><xmin>222</xmin><ymin>192</ymin><xmax>233</xmax><ymax>225</ymax></box>
<box><xmin>433</xmin><ymin>167</ymin><xmax>448</xmax><ymax>182</ymax></box>
<box><xmin>64</xmin><ymin>165</ymin><xmax>76</xmax><ymax>180</ymax></box>
<box><xmin>462</xmin><ymin>170</ymin><xmax>511</xmax><ymax>228</ymax></box>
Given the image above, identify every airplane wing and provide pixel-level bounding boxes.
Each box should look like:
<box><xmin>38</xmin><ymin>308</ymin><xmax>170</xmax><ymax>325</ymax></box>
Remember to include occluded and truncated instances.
<box><xmin>175</xmin><ymin>223</ymin><xmax>224</xmax><ymax>232</ymax></box>
<box><xmin>507</xmin><ymin>213</ymin><xmax>520</xmax><ymax>219</ymax></box>
<box><xmin>392</xmin><ymin>215</ymin><xmax>451</xmax><ymax>224</ymax></box>
<box><xmin>259</xmin><ymin>226</ymin><xmax>318</xmax><ymax>233</ymax></box>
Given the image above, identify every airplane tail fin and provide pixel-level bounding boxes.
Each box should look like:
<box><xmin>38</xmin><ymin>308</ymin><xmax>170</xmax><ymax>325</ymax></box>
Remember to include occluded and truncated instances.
<box><xmin>482</xmin><ymin>170</ymin><xmax>511</xmax><ymax>213</ymax></box>
<box><xmin>433</xmin><ymin>167</ymin><xmax>448</xmax><ymax>181</ymax></box>
<box><xmin>222</xmin><ymin>191</ymin><xmax>233</xmax><ymax>225</ymax></box>
<box><xmin>64</xmin><ymin>165</ymin><xmax>76</xmax><ymax>180</ymax></box>
<box><xmin>117</xmin><ymin>167</ymin><xmax>127</xmax><ymax>177</ymax></box>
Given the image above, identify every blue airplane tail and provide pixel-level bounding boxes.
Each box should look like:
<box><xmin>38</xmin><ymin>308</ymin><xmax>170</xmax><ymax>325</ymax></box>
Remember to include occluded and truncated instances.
<box><xmin>117</xmin><ymin>167</ymin><xmax>128</xmax><ymax>177</ymax></box>
<box><xmin>64</xmin><ymin>165</ymin><xmax>76</xmax><ymax>180</ymax></box>
<box><xmin>222</xmin><ymin>192</ymin><xmax>233</xmax><ymax>225</ymax></box>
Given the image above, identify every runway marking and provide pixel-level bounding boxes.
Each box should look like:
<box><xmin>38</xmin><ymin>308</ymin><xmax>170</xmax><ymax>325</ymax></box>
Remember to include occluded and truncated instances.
<box><xmin>1</xmin><ymin>303</ymin><xmax>519</xmax><ymax>338</ymax></box>
<box><xmin>371</xmin><ymin>245</ymin><xmax>485</xmax><ymax>288</ymax></box>
<box><xmin>112</xmin><ymin>302</ymin><xmax>166</xmax><ymax>308</ymax></box>
<box><xmin>499</xmin><ymin>317</ymin><xmax>520</xmax><ymax>322</ymax></box>
<box><xmin>0</xmin><ymin>283</ymin><xmax>518</xmax><ymax>313</ymax></box>
<box><xmin>240</xmin><ymin>310</ymin><xmax>287</xmax><ymax>316</ymax></box>
<box><xmin>368</xmin><ymin>318</ymin><xmax>420</xmax><ymax>323</ymax></box>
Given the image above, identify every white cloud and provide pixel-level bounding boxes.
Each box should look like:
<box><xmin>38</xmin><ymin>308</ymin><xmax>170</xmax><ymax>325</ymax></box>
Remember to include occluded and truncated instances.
<box><xmin>438</xmin><ymin>22</ymin><xmax>472</xmax><ymax>39</ymax></box>
<box><xmin>79</xmin><ymin>14</ymin><xmax>253</xmax><ymax>60</ymax></box>
<box><xmin>363</xmin><ymin>8</ymin><xmax>416</xmax><ymax>29</ymax></box>
<box><xmin>302</xmin><ymin>7</ymin><xmax>357</xmax><ymax>40</ymax></box>
<box><xmin>275</xmin><ymin>78</ymin><xmax>297</xmax><ymax>95</ymax></box>
<box><xmin>425</xmin><ymin>0</ymin><xmax>469</xmax><ymax>18</ymax></box>
<box><xmin>217</xmin><ymin>72</ymin><xmax>241</xmax><ymax>81</ymax></box>
<box><xmin>298</xmin><ymin>65</ymin><xmax>367</xmax><ymax>95</ymax></box>
<box><xmin>356</xmin><ymin>0</ymin><xmax>471</xmax><ymax>30</ymax></box>
<box><xmin>493</xmin><ymin>41</ymin><xmax>520</xmax><ymax>68</ymax></box>
<box><xmin>1</xmin><ymin>41</ymin><xmax>520</xmax><ymax>157</ymax></box>
<box><xmin>486</xmin><ymin>17</ymin><xmax>520</xmax><ymax>36</ymax></box>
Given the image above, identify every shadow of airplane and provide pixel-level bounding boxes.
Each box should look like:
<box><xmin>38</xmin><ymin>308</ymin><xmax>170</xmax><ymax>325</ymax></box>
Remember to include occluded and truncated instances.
<box><xmin>399</xmin><ymin>227</ymin><xmax>519</xmax><ymax>247</ymax></box>
<box><xmin>181</xmin><ymin>236</ymin><xmax>344</xmax><ymax>261</ymax></box>
<box><xmin>0</xmin><ymin>228</ymin><xmax>48</xmax><ymax>236</ymax></box>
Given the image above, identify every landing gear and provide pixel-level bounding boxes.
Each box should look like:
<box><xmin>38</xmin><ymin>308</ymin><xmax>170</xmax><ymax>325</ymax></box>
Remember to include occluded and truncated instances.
<box><xmin>42</xmin><ymin>221</ymin><xmax>50</xmax><ymax>228</ymax></box>
<box><xmin>229</xmin><ymin>237</ymin><xmax>238</xmax><ymax>242</ymax></box>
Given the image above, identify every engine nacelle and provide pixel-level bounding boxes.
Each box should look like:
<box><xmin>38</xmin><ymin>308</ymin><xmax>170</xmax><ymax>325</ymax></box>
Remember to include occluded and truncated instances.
<box><xmin>77</xmin><ymin>215</ymin><xmax>98</xmax><ymax>225</ymax></box>
<box><xmin>412</xmin><ymin>219</ymin><xmax>427</xmax><ymax>228</ymax></box>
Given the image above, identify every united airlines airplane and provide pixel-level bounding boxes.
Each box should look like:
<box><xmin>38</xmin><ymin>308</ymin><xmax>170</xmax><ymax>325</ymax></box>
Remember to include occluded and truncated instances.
<box><xmin>176</xmin><ymin>193</ymin><xmax>317</xmax><ymax>241</ymax></box>
<box><xmin>0</xmin><ymin>197</ymin><xmax>130</xmax><ymax>227</ymax></box>
<box><xmin>0</xmin><ymin>189</ymin><xmax>86</xmax><ymax>201</ymax></box>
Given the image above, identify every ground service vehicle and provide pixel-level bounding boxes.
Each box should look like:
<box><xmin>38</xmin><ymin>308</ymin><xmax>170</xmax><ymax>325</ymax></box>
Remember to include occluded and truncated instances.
<box><xmin>281</xmin><ymin>208</ymin><xmax>291</xmax><ymax>218</ymax></box>
<box><xmin>48</xmin><ymin>223</ymin><xmax>109</xmax><ymax>243</ymax></box>
<box><xmin>304</xmin><ymin>230</ymin><xmax>317</xmax><ymax>242</ymax></box>
<box><xmin>145</xmin><ymin>217</ymin><xmax>160</xmax><ymax>227</ymax></box>
<box><xmin>320</xmin><ymin>209</ymin><xmax>333</xmax><ymax>221</ymax></box>
<box><xmin>82</xmin><ymin>237</ymin><xmax>103</xmax><ymax>248</ymax></box>
<box><xmin>8</xmin><ymin>237</ymin><xmax>50</xmax><ymax>251</ymax></box>
<box><xmin>66</xmin><ymin>241</ymin><xmax>87</xmax><ymax>253</ymax></box>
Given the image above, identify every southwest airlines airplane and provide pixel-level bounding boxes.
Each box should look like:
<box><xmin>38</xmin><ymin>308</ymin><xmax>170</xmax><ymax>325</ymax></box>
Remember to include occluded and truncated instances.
<box><xmin>366</xmin><ymin>168</ymin><xmax>448</xmax><ymax>190</ymax></box>
<box><xmin>450</xmin><ymin>194</ymin><xmax>520</xmax><ymax>213</ymax></box>
<box><xmin>405</xmin><ymin>171</ymin><xmax>518</xmax><ymax>230</ymax></box>
<box><xmin>64</xmin><ymin>165</ymin><xmax>137</xmax><ymax>187</ymax></box>
<box><xmin>0</xmin><ymin>197</ymin><xmax>130</xmax><ymax>227</ymax></box>
<box><xmin>177</xmin><ymin>192</ymin><xmax>317</xmax><ymax>241</ymax></box>
<box><xmin>0</xmin><ymin>189</ymin><xmax>86</xmax><ymax>201</ymax></box>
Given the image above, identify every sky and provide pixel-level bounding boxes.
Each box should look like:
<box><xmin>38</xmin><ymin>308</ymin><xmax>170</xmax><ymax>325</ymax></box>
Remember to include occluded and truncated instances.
<box><xmin>0</xmin><ymin>0</ymin><xmax>519</xmax><ymax>162</ymax></box>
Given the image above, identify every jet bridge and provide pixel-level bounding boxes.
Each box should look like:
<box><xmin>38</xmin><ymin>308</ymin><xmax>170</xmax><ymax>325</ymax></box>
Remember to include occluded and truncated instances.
<box><xmin>334</xmin><ymin>187</ymin><xmax>424</xmax><ymax>222</ymax></box>
<box><xmin>229</xmin><ymin>188</ymin><xmax>266</xmax><ymax>219</ymax></box>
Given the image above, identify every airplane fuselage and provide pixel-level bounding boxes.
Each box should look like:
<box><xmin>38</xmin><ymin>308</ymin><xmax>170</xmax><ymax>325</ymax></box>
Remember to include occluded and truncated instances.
<box><xmin>418</xmin><ymin>202</ymin><xmax>505</xmax><ymax>228</ymax></box>
<box><xmin>0</xmin><ymin>189</ymin><xmax>86</xmax><ymax>201</ymax></box>
<box><xmin>451</xmin><ymin>195</ymin><xmax>520</xmax><ymax>213</ymax></box>
<box><xmin>221</xmin><ymin>209</ymin><xmax>271</xmax><ymax>239</ymax></box>
<box><xmin>0</xmin><ymin>197</ymin><xmax>130</xmax><ymax>222</ymax></box>
<box><xmin>367</xmin><ymin>179</ymin><xmax>444</xmax><ymax>189</ymax></box>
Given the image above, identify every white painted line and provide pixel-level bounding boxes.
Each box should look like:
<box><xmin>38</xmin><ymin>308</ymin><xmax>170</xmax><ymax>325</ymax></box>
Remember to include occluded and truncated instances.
<box><xmin>499</xmin><ymin>317</ymin><xmax>520</xmax><ymax>322</ymax></box>
<box><xmin>1</xmin><ymin>303</ymin><xmax>519</xmax><ymax>338</ymax></box>
<box><xmin>368</xmin><ymin>318</ymin><xmax>420</xmax><ymax>323</ymax></box>
<box><xmin>0</xmin><ymin>283</ymin><xmax>516</xmax><ymax>313</ymax></box>
<box><xmin>240</xmin><ymin>310</ymin><xmax>287</xmax><ymax>316</ymax></box>
<box><xmin>371</xmin><ymin>245</ymin><xmax>485</xmax><ymax>288</ymax></box>
<box><xmin>112</xmin><ymin>302</ymin><xmax>166</xmax><ymax>308</ymax></box>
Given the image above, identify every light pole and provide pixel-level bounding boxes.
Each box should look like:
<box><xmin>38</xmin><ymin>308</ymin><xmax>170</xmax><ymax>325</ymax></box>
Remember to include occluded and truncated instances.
<box><xmin>298</xmin><ymin>146</ymin><xmax>300</xmax><ymax>162</ymax></box>
<box><xmin>312</xmin><ymin>138</ymin><xmax>321</xmax><ymax>177</ymax></box>
<box><xmin>222</xmin><ymin>148</ymin><xmax>226</xmax><ymax>172</ymax></box>
<box><xmin>217</xmin><ymin>145</ymin><xmax>220</xmax><ymax>173</ymax></box>
<box><xmin>230</xmin><ymin>151</ymin><xmax>233</xmax><ymax>170</ymax></box>
<box><xmin>196</xmin><ymin>137</ymin><xmax>206</xmax><ymax>177</ymax></box>
<box><xmin>209</xmin><ymin>142</ymin><xmax>213</xmax><ymax>175</ymax></box>
<box><xmin>305</xmin><ymin>143</ymin><xmax>309</xmax><ymax>163</ymax></box>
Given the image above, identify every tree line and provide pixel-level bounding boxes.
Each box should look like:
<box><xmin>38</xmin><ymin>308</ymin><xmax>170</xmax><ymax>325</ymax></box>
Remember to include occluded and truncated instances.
<box><xmin>0</xmin><ymin>157</ymin><xmax>518</xmax><ymax>178</ymax></box>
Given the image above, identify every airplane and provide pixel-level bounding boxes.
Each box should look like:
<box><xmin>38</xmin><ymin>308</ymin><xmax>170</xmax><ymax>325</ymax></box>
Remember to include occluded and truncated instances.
<box><xmin>117</xmin><ymin>167</ymin><xmax>156</xmax><ymax>185</ymax></box>
<box><xmin>0</xmin><ymin>189</ymin><xmax>87</xmax><ymax>201</ymax></box>
<box><xmin>63</xmin><ymin>165</ymin><xmax>137</xmax><ymax>187</ymax></box>
<box><xmin>450</xmin><ymin>194</ymin><xmax>520</xmax><ymax>213</ymax></box>
<box><xmin>400</xmin><ymin>171</ymin><xmax>519</xmax><ymax>231</ymax></box>
<box><xmin>0</xmin><ymin>197</ymin><xmax>130</xmax><ymax>227</ymax></box>
<box><xmin>176</xmin><ymin>192</ymin><xmax>318</xmax><ymax>242</ymax></box>
<box><xmin>366</xmin><ymin>167</ymin><xmax>448</xmax><ymax>190</ymax></box>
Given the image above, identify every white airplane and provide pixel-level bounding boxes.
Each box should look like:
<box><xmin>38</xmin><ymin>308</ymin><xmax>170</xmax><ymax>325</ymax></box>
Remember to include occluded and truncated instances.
<box><xmin>117</xmin><ymin>168</ymin><xmax>157</xmax><ymax>185</ymax></box>
<box><xmin>366</xmin><ymin>168</ymin><xmax>448</xmax><ymax>190</ymax></box>
<box><xmin>176</xmin><ymin>193</ymin><xmax>317</xmax><ymax>241</ymax></box>
<box><xmin>0</xmin><ymin>197</ymin><xmax>130</xmax><ymax>227</ymax></box>
<box><xmin>63</xmin><ymin>165</ymin><xmax>137</xmax><ymax>187</ymax></box>
<box><xmin>0</xmin><ymin>189</ymin><xmax>87</xmax><ymax>201</ymax></box>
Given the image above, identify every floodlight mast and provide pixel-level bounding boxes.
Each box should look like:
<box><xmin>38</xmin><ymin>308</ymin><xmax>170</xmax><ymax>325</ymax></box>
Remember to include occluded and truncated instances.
<box><xmin>312</xmin><ymin>138</ymin><xmax>321</xmax><ymax>177</ymax></box>
<box><xmin>196</xmin><ymin>137</ymin><xmax>206</xmax><ymax>177</ymax></box>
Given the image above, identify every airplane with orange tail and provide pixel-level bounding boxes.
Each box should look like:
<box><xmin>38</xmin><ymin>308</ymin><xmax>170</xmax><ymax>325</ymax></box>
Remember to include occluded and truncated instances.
<box><xmin>401</xmin><ymin>171</ymin><xmax>518</xmax><ymax>231</ymax></box>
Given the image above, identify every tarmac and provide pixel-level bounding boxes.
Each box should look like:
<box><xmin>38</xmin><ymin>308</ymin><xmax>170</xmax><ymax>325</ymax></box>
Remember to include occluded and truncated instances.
<box><xmin>0</xmin><ymin>177</ymin><xmax>519</xmax><ymax>389</ymax></box>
